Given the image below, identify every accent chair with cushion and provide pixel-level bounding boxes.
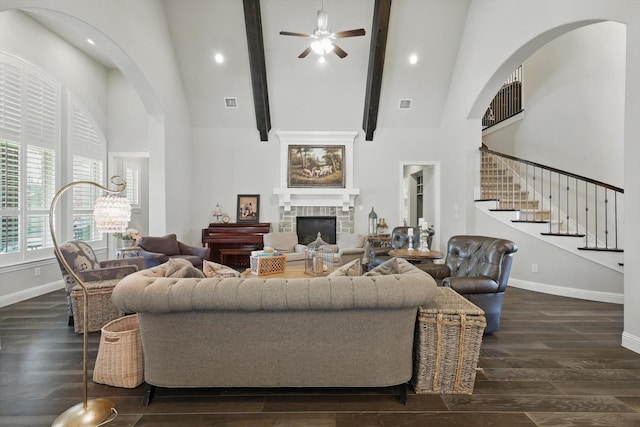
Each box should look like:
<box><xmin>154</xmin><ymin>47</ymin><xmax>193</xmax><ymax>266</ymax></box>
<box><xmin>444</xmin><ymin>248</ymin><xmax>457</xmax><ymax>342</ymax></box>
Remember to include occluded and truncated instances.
<box><xmin>138</xmin><ymin>234</ymin><xmax>210</xmax><ymax>269</ymax></box>
<box><xmin>419</xmin><ymin>235</ymin><xmax>518</xmax><ymax>334</ymax></box>
<box><xmin>262</xmin><ymin>232</ymin><xmax>307</xmax><ymax>266</ymax></box>
<box><xmin>55</xmin><ymin>240</ymin><xmax>145</xmax><ymax>333</ymax></box>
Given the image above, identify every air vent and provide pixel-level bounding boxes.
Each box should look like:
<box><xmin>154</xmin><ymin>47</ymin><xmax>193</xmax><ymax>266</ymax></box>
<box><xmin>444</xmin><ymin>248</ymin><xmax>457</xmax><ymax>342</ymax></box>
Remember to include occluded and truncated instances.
<box><xmin>399</xmin><ymin>99</ymin><xmax>412</xmax><ymax>110</ymax></box>
<box><xmin>224</xmin><ymin>97</ymin><xmax>238</xmax><ymax>109</ymax></box>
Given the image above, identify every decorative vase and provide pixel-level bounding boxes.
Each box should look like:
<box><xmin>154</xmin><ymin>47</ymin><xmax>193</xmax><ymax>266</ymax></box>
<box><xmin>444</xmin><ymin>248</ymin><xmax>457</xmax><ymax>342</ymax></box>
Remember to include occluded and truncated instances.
<box><xmin>119</xmin><ymin>238</ymin><xmax>135</xmax><ymax>249</ymax></box>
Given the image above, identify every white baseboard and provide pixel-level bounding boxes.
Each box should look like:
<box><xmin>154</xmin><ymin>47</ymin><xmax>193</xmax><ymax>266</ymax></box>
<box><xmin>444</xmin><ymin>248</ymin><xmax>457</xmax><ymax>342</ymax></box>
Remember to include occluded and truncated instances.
<box><xmin>0</xmin><ymin>280</ymin><xmax>64</xmax><ymax>308</ymax></box>
<box><xmin>622</xmin><ymin>332</ymin><xmax>640</xmax><ymax>354</ymax></box>
<box><xmin>509</xmin><ymin>278</ymin><xmax>624</xmax><ymax>304</ymax></box>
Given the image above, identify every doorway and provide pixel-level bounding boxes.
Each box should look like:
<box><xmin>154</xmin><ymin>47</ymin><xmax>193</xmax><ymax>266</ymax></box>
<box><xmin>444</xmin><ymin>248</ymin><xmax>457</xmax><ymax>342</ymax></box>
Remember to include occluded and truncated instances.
<box><xmin>400</xmin><ymin>161</ymin><xmax>440</xmax><ymax>250</ymax></box>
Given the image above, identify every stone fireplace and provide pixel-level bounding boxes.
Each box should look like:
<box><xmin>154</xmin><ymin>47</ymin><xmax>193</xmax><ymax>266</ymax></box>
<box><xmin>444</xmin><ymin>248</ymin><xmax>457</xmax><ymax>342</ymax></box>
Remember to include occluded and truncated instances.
<box><xmin>277</xmin><ymin>206</ymin><xmax>354</xmax><ymax>239</ymax></box>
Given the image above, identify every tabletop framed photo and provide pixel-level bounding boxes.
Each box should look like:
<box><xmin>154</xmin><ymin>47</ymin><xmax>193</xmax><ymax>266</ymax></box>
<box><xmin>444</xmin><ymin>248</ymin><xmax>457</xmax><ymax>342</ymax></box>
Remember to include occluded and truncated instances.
<box><xmin>237</xmin><ymin>194</ymin><xmax>260</xmax><ymax>223</ymax></box>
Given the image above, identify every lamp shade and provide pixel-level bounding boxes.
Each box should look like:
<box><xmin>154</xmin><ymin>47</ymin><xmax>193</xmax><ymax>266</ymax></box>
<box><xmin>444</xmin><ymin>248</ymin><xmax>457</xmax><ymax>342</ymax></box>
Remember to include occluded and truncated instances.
<box><xmin>93</xmin><ymin>194</ymin><xmax>131</xmax><ymax>233</ymax></box>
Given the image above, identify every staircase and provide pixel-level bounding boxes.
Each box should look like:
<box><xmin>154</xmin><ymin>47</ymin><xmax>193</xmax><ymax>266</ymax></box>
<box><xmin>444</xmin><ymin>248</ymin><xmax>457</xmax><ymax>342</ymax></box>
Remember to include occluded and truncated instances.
<box><xmin>479</xmin><ymin>147</ymin><xmax>624</xmax><ymax>256</ymax></box>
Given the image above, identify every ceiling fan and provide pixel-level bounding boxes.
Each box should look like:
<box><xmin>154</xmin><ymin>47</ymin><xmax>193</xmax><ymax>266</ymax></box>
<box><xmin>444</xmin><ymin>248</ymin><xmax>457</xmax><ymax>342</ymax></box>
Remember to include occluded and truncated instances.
<box><xmin>279</xmin><ymin>2</ymin><xmax>365</xmax><ymax>62</ymax></box>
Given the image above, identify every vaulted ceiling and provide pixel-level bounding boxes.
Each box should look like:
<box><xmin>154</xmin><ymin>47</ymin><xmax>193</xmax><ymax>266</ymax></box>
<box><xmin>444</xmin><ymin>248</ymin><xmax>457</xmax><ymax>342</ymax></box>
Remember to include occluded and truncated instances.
<box><xmin>28</xmin><ymin>0</ymin><xmax>472</xmax><ymax>140</ymax></box>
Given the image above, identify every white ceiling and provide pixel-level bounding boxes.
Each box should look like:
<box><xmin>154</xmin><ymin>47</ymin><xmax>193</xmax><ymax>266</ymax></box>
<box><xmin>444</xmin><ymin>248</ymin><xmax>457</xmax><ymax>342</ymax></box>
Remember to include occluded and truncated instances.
<box><xmin>26</xmin><ymin>0</ymin><xmax>472</xmax><ymax>131</ymax></box>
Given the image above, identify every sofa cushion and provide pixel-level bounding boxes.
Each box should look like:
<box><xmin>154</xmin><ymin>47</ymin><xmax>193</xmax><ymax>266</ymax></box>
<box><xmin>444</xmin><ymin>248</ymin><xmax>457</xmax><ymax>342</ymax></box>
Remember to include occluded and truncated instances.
<box><xmin>328</xmin><ymin>258</ymin><xmax>362</xmax><ymax>277</ymax></box>
<box><xmin>263</xmin><ymin>232</ymin><xmax>298</xmax><ymax>253</ymax></box>
<box><xmin>318</xmin><ymin>244</ymin><xmax>339</xmax><ymax>253</ymax></box>
<box><xmin>203</xmin><ymin>260</ymin><xmax>240</xmax><ymax>278</ymax></box>
<box><xmin>140</xmin><ymin>234</ymin><xmax>180</xmax><ymax>255</ymax></box>
<box><xmin>337</xmin><ymin>232</ymin><xmax>365</xmax><ymax>250</ymax></box>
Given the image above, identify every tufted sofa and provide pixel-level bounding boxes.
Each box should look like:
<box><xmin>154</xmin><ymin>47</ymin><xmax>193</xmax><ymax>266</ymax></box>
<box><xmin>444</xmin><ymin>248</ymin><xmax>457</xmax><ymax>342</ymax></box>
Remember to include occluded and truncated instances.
<box><xmin>112</xmin><ymin>258</ymin><xmax>437</xmax><ymax>403</ymax></box>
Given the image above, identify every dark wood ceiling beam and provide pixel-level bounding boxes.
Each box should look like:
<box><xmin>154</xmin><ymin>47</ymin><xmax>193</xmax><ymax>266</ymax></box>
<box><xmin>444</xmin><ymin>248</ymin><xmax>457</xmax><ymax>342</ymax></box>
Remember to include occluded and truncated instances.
<box><xmin>362</xmin><ymin>0</ymin><xmax>392</xmax><ymax>141</ymax></box>
<box><xmin>243</xmin><ymin>0</ymin><xmax>271</xmax><ymax>141</ymax></box>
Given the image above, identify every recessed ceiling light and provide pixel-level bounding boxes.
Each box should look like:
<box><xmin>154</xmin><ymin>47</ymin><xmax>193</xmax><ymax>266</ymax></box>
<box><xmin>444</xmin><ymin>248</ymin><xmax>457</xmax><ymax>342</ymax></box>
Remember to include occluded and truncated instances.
<box><xmin>214</xmin><ymin>53</ymin><xmax>224</xmax><ymax>64</ymax></box>
<box><xmin>409</xmin><ymin>54</ymin><xmax>418</xmax><ymax>65</ymax></box>
<box><xmin>87</xmin><ymin>38</ymin><xmax>95</xmax><ymax>46</ymax></box>
<box><xmin>224</xmin><ymin>97</ymin><xmax>238</xmax><ymax>108</ymax></box>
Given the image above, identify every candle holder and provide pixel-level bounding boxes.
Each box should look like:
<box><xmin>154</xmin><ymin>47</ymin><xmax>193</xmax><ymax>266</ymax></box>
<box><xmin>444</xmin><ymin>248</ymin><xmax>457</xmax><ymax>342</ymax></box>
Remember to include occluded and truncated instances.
<box><xmin>407</xmin><ymin>235</ymin><xmax>414</xmax><ymax>251</ymax></box>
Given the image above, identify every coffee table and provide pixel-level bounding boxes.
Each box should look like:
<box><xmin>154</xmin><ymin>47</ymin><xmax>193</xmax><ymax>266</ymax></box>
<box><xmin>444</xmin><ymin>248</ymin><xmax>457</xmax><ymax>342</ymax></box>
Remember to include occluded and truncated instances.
<box><xmin>240</xmin><ymin>265</ymin><xmax>313</xmax><ymax>279</ymax></box>
<box><xmin>388</xmin><ymin>249</ymin><xmax>444</xmax><ymax>263</ymax></box>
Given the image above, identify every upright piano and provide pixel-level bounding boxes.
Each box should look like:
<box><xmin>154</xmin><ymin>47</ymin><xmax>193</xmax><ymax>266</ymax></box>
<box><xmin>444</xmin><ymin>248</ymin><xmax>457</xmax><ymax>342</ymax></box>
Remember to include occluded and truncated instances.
<box><xmin>201</xmin><ymin>223</ymin><xmax>271</xmax><ymax>267</ymax></box>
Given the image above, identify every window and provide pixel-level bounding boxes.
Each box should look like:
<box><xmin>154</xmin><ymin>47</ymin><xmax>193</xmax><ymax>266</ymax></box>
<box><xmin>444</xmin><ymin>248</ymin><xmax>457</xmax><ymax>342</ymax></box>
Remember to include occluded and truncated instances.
<box><xmin>124</xmin><ymin>161</ymin><xmax>141</xmax><ymax>208</ymax></box>
<box><xmin>70</xmin><ymin>98</ymin><xmax>105</xmax><ymax>243</ymax></box>
<box><xmin>0</xmin><ymin>140</ymin><xmax>20</xmax><ymax>254</ymax></box>
<box><xmin>0</xmin><ymin>52</ymin><xmax>59</xmax><ymax>263</ymax></box>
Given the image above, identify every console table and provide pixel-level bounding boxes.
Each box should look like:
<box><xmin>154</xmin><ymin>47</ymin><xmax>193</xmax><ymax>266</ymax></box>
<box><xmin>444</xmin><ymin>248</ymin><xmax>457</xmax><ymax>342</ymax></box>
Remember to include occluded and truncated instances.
<box><xmin>202</xmin><ymin>222</ymin><xmax>270</xmax><ymax>267</ymax></box>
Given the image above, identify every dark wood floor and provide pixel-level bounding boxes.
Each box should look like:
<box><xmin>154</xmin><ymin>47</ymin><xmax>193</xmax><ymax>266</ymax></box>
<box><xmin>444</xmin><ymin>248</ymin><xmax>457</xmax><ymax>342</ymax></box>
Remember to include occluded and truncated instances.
<box><xmin>1</xmin><ymin>287</ymin><xmax>639</xmax><ymax>426</ymax></box>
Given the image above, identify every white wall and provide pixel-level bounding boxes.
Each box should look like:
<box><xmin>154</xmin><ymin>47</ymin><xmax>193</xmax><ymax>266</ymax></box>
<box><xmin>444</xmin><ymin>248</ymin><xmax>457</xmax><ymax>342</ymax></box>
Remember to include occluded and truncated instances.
<box><xmin>484</xmin><ymin>22</ymin><xmax>626</xmax><ymax>188</ymax></box>
<box><xmin>107</xmin><ymin>70</ymin><xmax>149</xmax><ymax>153</ymax></box>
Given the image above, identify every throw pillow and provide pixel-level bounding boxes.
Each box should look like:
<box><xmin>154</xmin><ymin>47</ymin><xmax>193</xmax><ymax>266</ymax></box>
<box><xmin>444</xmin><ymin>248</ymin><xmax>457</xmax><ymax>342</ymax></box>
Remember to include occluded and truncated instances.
<box><xmin>164</xmin><ymin>258</ymin><xmax>193</xmax><ymax>276</ymax></box>
<box><xmin>203</xmin><ymin>260</ymin><xmax>240</xmax><ymax>278</ymax></box>
<box><xmin>363</xmin><ymin>257</ymin><xmax>400</xmax><ymax>276</ymax></box>
<box><xmin>328</xmin><ymin>258</ymin><xmax>362</xmax><ymax>277</ymax></box>
<box><xmin>168</xmin><ymin>265</ymin><xmax>205</xmax><ymax>278</ymax></box>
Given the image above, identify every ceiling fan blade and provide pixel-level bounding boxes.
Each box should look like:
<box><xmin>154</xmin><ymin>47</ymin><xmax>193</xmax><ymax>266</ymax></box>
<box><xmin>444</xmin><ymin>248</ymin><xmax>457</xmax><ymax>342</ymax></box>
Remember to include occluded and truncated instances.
<box><xmin>280</xmin><ymin>31</ymin><xmax>313</xmax><ymax>38</ymax></box>
<box><xmin>298</xmin><ymin>47</ymin><xmax>312</xmax><ymax>58</ymax></box>
<box><xmin>333</xmin><ymin>28</ymin><xmax>366</xmax><ymax>38</ymax></box>
<box><xmin>332</xmin><ymin>44</ymin><xmax>348</xmax><ymax>59</ymax></box>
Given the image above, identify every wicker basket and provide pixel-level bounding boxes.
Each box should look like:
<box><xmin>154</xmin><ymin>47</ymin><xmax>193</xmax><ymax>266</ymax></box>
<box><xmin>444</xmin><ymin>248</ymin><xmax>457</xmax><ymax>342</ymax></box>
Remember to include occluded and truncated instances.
<box><xmin>93</xmin><ymin>314</ymin><xmax>144</xmax><ymax>388</ymax></box>
<box><xmin>412</xmin><ymin>287</ymin><xmax>486</xmax><ymax>394</ymax></box>
<box><xmin>70</xmin><ymin>279</ymin><xmax>124</xmax><ymax>334</ymax></box>
<box><xmin>250</xmin><ymin>255</ymin><xmax>286</xmax><ymax>275</ymax></box>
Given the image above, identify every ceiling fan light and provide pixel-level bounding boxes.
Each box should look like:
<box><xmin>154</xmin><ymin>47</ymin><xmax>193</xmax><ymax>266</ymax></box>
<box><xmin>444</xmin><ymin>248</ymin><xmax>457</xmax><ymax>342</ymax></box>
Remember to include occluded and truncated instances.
<box><xmin>320</xmin><ymin>38</ymin><xmax>334</xmax><ymax>53</ymax></box>
<box><xmin>311</xmin><ymin>40</ymin><xmax>324</xmax><ymax>55</ymax></box>
<box><xmin>318</xmin><ymin>56</ymin><xmax>326</xmax><ymax>64</ymax></box>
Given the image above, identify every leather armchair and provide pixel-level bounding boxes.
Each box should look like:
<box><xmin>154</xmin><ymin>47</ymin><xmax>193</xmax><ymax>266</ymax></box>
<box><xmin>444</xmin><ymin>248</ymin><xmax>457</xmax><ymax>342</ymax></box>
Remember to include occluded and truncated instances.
<box><xmin>138</xmin><ymin>234</ymin><xmax>210</xmax><ymax>269</ymax></box>
<box><xmin>420</xmin><ymin>235</ymin><xmax>518</xmax><ymax>334</ymax></box>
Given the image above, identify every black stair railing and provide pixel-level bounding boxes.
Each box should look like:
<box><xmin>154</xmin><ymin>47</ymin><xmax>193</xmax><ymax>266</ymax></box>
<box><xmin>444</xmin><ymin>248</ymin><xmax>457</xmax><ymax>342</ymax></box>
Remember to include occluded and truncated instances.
<box><xmin>480</xmin><ymin>146</ymin><xmax>624</xmax><ymax>252</ymax></box>
<box><xmin>482</xmin><ymin>65</ymin><xmax>523</xmax><ymax>129</ymax></box>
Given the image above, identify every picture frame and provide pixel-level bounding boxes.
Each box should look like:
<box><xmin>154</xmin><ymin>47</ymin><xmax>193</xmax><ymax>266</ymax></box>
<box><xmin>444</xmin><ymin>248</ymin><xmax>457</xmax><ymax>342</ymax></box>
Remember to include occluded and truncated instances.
<box><xmin>237</xmin><ymin>194</ymin><xmax>260</xmax><ymax>223</ymax></box>
<box><xmin>287</xmin><ymin>145</ymin><xmax>345</xmax><ymax>188</ymax></box>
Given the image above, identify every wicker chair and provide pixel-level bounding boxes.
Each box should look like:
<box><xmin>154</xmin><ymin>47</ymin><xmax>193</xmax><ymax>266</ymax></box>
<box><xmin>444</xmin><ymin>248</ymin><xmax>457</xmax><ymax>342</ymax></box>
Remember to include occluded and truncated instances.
<box><xmin>55</xmin><ymin>240</ymin><xmax>145</xmax><ymax>333</ymax></box>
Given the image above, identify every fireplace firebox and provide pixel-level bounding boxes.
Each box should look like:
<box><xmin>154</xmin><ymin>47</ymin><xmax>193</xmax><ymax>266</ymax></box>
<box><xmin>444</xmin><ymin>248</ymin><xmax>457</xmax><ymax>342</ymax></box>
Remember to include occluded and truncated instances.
<box><xmin>296</xmin><ymin>216</ymin><xmax>337</xmax><ymax>245</ymax></box>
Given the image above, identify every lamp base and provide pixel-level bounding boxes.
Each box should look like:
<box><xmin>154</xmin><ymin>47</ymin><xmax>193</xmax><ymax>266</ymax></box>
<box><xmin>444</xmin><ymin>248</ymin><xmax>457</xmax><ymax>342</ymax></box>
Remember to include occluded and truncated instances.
<box><xmin>52</xmin><ymin>398</ymin><xmax>117</xmax><ymax>427</ymax></box>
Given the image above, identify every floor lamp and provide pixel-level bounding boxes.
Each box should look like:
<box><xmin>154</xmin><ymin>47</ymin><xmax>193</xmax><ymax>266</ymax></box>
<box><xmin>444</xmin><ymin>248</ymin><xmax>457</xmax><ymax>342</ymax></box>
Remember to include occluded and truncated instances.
<box><xmin>50</xmin><ymin>176</ymin><xmax>131</xmax><ymax>427</ymax></box>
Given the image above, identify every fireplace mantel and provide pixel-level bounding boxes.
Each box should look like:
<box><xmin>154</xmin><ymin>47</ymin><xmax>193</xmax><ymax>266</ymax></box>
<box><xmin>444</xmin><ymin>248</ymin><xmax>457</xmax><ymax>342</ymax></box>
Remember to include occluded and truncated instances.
<box><xmin>273</xmin><ymin>187</ymin><xmax>360</xmax><ymax>212</ymax></box>
<box><xmin>274</xmin><ymin>130</ymin><xmax>360</xmax><ymax>212</ymax></box>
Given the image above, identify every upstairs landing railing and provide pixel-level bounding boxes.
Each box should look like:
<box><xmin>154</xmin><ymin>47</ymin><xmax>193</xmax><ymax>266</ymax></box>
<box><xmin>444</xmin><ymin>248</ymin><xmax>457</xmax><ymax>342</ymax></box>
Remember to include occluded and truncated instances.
<box><xmin>480</xmin><ymin>146</ymin><xmax>624</xmax><ymax>252</ymax></box>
